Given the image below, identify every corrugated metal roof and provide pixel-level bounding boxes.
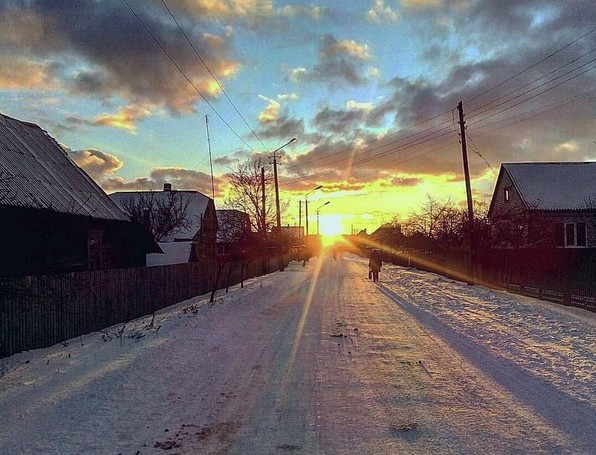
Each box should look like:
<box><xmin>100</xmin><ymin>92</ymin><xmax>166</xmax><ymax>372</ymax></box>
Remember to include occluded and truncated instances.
<box><xmin>110</xmin><ymin>190</ymin><xmax>211</xmax><ymax>241</ymax></box>
<box><xmin>504</xmin><ymin>162</ymin><xmax>596</xmax><ymax>210</ymax></box>
<box><xmin>0</xmin><ymin>112</ymin><xmax>128</xmax><ymax>221</ymax></box>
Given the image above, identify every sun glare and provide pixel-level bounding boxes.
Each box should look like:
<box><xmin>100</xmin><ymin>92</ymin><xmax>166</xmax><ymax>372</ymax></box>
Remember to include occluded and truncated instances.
<box><xmin>318</xmin><ymin>216</ymin><xmax>344</xmax><ymax>237</ymax></box>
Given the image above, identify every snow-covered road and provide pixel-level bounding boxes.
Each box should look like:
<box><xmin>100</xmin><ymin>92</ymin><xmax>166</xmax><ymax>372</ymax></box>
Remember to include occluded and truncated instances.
<box><xmin>1</xmin><ymin>253</ymin><xmax>594</xmax><ymax>454</ymax></box>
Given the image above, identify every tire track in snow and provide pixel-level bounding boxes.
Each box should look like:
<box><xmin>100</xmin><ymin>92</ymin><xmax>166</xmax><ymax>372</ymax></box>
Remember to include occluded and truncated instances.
<box><xmin>376</xmin><ymin>281</ymin><xmax>596</xmax><ymax>455</ymax></box>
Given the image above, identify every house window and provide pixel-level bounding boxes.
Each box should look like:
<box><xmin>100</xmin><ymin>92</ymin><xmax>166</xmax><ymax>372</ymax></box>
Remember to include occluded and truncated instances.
<box><xmin>557</xmin><ymin>222</ymin><xmax>587</xmax><ymax>247</ymax></box>
<box><xmin>577</xmin><ymin>222</ymin><xmax>587</xmax><ymax>247</ymax></box>
<box><xmin>504</xmin><ymin>187</ymin><xmax>510</xmax><ymax>203</ymax></box>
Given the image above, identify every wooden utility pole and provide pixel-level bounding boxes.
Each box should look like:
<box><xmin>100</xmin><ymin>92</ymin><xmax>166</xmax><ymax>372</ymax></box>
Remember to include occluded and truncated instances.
<box><xmin>457</xmin><ymin>101</ymin><xmax>475</xmax><ymax>281</ymax></box>
<box><xmin>261</xmin><ymin>166</ymin><xmax>266</xmax><ymax>236</ymax></box>
<box><xmin>270</xmin><ymin>151</ymin><xmax>282</xmax><ymax>231</ymax></box>
<box><xmin>298</xmin><ymin>200</ymin><xmax>302</xmax><ymax>239</ymax></box>
<box><xmin>205</xmin><ymin>115</ymin><xmax>215</xmax><ymax>200</ymax></box>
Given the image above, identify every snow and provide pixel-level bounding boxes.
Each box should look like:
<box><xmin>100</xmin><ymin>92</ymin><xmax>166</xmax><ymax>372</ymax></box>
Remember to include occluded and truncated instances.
<box><xmin>504</xmin><ymin>162</ymin><xmax>596</xmax><ymax>210</ymax></box>
<box><xmin>1</xmin><ymin>254</ymin><xmax>594</xmax><ymax>454</ymax></box>
<box><xmin>146</xmin><ymin>241</ymin><xmax>193</xmax><ymax>266</ymax></box>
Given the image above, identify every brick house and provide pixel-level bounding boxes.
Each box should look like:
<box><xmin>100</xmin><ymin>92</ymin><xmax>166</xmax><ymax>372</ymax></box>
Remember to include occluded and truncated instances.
<box><xmin>487</xmin><ymin>162</ymin><xmax>596</xmax><ymax>248</ymax></box>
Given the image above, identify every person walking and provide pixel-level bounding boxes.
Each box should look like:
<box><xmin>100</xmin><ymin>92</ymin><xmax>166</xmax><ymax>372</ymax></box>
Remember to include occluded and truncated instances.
<box><xmin>368</xmin><ymin>249</ymin><xmax>382</xmax><ymax>282</ymax></box>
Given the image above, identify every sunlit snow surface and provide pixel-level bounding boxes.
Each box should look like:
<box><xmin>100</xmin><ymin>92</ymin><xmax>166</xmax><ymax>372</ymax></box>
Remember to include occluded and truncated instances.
<box><xmin>375</xmin><ymin>259</ymin><xmax>596</xmax><ymax>407</ymax></box>
<box><xmin>1</xmin><ymin>254</ymin><xmax>594</xmax><ymax>454</ymax></box>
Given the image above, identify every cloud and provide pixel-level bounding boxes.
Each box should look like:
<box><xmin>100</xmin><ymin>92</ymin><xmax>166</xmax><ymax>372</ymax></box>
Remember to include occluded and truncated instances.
<box><xmin>257</xmin><ymin>114</ymin><xmax>307</xmax><ymax>141</ymax></box>
<box><xmin>0</xmin><ymin>57</ymin><xmax>55</xmax><ymax>89</ymax></box>
<box><xmin>347</xmin><ymin>100</ymin><xmax>374</xmax><ymax>112</ymax></box>
<box><xmin>69</xmin><ymin>149</ymin><xmax>123</xmax><ymax>180</ymax></box>
<box><xmin>103</xmin><ymin>167</ymin><xmax>223</xmax><ymax>196</ymax></box>
<box><xmin>68</xmin><ymin>146</ymin><xmax>223</xmax><ymax>196</ymax></box>
<box><xmin>313</xmin><ymin>106</ymin><xmax>369</xmax><ymax>134</ymax></box>
<box><xmin>401</xmin><ymin>0</ymin><xmax>444</xmax><ymax>9</ymax></box>
<box><xmin>0</xmin><ymin>1</ymin><xmax>240</xmax><ymax>114</ymax></box>
<box><xmin>289</xmin><ymin>34</ymin><xmax>373</xmax><ymax>85</ymax></box>
<box><xmin>92</xmin><ymin>103</ymin><xmax>154</xmax><ymax>133</ymax></box>
<box><xmin>169</xmin><ymin>0</ymin><xmax>327</xmax><ymax>27</ymax></box>
<box><xmin>258</xmin><ymin>95</ymin><xmax>281</xmax><ymax>123</ymax></box>
<box><xmin>367</xmin><ymin>0</ymin><xmax>400</xmax><ymax>23</ymax></box>
<box><xmin>320</xmin><ymin>35</ymin><xmax>370</xmax><ymax>61</ymax></box>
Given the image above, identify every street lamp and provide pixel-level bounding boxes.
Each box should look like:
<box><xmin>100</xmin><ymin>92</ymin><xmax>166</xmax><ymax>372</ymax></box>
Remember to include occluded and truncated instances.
<box><xmin>271</xmin><ymin>137</ymin><xmax>297</xmax><ymax>230</ymax></box>
<box><xmin>316</xmin><ymin>201</ymin><xmax>330</xmax><ymax>236</ymax></box>
<box><xmin>305</xmin><ymin>185</ymin><xmax>323</xmax><ymax>237</ymax></box>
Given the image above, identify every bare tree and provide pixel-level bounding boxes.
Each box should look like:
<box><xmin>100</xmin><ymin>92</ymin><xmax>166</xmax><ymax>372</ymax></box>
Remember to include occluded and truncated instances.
<box><xmin>224</xmin><ymin>158</ymin><xmax>283</xmax><ymax>233</ymax></box>
<box><xmin>402</xmin><ymin>195</ymin><xmax>451</xmax><ymax>240</ymax></box>
<box><xmin>120</xmin><ymin>192</ymin><xmax>191</xmax><ymax>242</ymax></box>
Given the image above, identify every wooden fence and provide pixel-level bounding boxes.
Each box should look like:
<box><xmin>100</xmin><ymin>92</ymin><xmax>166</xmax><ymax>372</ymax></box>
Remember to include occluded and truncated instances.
<box><xmin>1</xmin><ymin>254</ymin><xmax>289</xmax><ymax>358</ymax></box>
<box><xmin>386</xmin><ymin>248</ymin><xmax>596</xmax><ymax>312</ymax></box>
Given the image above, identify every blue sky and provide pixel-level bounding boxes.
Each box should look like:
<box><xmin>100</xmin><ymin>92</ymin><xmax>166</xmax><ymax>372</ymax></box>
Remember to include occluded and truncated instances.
<box><xmin>1</xmin><ymin>0</ymin><xmax>595</xmax><ymax>233</ymax></box>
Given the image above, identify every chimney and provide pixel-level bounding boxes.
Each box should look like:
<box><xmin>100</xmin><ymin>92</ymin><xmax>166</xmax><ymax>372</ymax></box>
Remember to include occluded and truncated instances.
<box><xmin>163</xmin><ymin>182</ymin><xmax>172</xmax><ymax>192</ymax></box>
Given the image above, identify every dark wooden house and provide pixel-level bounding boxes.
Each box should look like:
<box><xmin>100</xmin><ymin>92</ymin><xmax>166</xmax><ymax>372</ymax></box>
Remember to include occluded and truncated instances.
<box><xmin>487</xmin><ymin>162</ymin><xmax>596</xmax><ymax>248</ymax></box>
<box><xmin>0</xmin><ymin>112</ymin><xmax>159</xmax><ymax>276</ymax></box>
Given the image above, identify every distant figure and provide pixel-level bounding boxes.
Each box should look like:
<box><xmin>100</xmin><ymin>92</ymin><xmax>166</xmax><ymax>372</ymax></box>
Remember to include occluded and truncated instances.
<box><xmin>368</xmin><ymin>249</ymin><xmax>382</xmax><ymax>282</ymax></box>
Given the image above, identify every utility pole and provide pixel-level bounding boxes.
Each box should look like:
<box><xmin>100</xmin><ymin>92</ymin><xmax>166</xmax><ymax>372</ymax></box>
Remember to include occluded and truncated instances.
<box><xmin>269</xmin><ymin>138</ymin><xmax>296</xmax><ymax>231</ymax></box>
<box><xmin>298</xmin><ymin>200</ymin><xmax>302</xmax><ymax>239</ymax></box>
<box><xmin>305</xmin><ymin>199</ymin><xmax>309</xmax><ymax>237</ymax></box>
<box><xmin>205</xmin><ymin>115</ymin><xmax>215</xmax><ymax>200</ymax></box>
<box><xmin>271</xmin><ymin>149</ymin><xmax>282</xmax><ymax>231</ymax></box>
<box><xmin>457</xmin><ymin>101</ymin><xmax>475</xmax><ymax>281</ymax></box>
<box><xmin>261</xmin><ymin>166</ymin><xmax>266</xmax><ymax>236</ymax></box>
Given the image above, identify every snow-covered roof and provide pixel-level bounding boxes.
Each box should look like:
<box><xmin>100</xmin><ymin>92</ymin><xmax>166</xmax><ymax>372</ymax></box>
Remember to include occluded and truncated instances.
<box><xmin>146</xmin><ymin>241</ymin><xmax>193</xmax><ymax>266</ymax></box>
<box><xmin>0</xmin><ymin>112</ymin><xmax>128</xmax><ymax>221</ymax></box>
<box><xmin>504</xmin><ymin>162</ymin><xmax>596</xmax><ymax>210</ymax></box>
<box><xmin>110</xmin><ymin>189</ymin><xmax>212</xmax><ymax>241</ymax></box>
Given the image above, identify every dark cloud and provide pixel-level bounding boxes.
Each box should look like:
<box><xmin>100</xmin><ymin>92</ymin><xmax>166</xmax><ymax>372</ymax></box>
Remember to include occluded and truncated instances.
<box><xmin>257</xmin><ymin>114</ymin><xmax>310</xmax><ymax>141</ymax></box>
<box><xmin>102</xmin><ymin>167</ymin><xmax>224</xmax><ymax>197</ymax></box>
<box><xmin>313</xmin><ymin>106</ymin><xmax>369</xmax><ymax>134</ymax></box>
<box><xmin>0</xmin><ymin>0</ymin><xmax>240</xmax><ymax>114</ymax></box>
<box><xmin>289</xmin><ymin>34</ymin><xmax>371</xmax><ymax>86</ymax></box>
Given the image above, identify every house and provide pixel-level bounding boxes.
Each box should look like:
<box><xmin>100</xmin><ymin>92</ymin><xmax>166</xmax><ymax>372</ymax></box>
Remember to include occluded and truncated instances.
<box><xmin>369</xmin><ymin>223</ymin><xmax>404</xmax><ymax>253</ymax></box>
<box><xmin>0</xmin><ymin>112</ymin><xmax>159</xmax><ymax>276</ymax></box>
<box><xmin>216</xmin><ymin>209</ymin><xmax>253</xmax><ymax>256</ymax></box>
<box><xmin>487</xmin><ymin>162</ymin><xmax>596</xmax><ymax>248</ymax></box>
<box><xmin>110</xmin><ymin>185</ymin><xmax>218</xmax><ymax>265</ymax></box>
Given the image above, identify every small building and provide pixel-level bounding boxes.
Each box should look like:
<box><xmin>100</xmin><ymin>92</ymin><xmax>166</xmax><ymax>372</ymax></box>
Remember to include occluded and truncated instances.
<box><xmin>110</xmin><ymin>185</ymin><xmax>218</xmax><ymax>265</ymax></box>
<box><xmin>0</xmin><ymin>112</ymin><xmax>159</xmax><ymax>276</ymax></box>
<box><xmin>487</xmin><ymin>162</ymin><xmax>596</xmax><ymax>248</ymax></box>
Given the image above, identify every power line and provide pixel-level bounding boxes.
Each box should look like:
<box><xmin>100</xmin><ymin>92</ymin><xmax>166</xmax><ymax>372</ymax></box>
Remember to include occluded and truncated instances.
<box><xmin>468</xmin><ymin>61</ymin><xmax>596</xmax><ymax>127</ymax></box>
<box><xmin>158</xmin><ymin>0</ymin><xmax>270</xmax><ymax>152</ymax></box>
<box><xmin>472</xmin><ymin>88</ymin><xmax>596</xmax><ymax>133</ymax></box>
<box><xmin>467</xmin><ymin>25</ymin><xmax>596</xmax><ymax>105</ymax></box>
<box><xmin>469</xmin><ymin>52</ymin><xmax>596</xmax><ymax>119</ymax></box>
<box><xmin>285</xmin><ymin>108</ymin><xmax>453</xmax><ymax>171</ymax></box>
<box><xmin>121</xmin><ymin>0</ymin><xmax>255</xmax><ymax>151</ymax></box>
